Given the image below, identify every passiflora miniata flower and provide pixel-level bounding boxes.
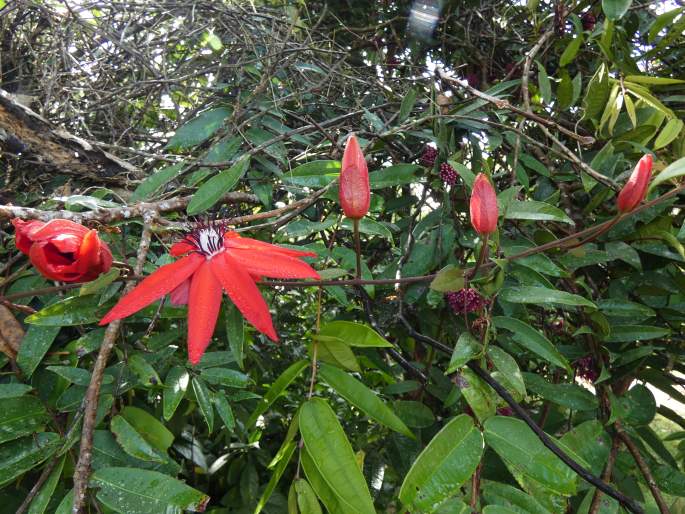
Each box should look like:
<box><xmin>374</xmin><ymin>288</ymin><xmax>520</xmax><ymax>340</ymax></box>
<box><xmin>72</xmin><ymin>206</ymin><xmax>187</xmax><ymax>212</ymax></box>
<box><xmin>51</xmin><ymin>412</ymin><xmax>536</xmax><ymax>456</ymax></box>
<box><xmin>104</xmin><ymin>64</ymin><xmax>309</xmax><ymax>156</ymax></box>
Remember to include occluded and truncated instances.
<box><xmin>617</xmin><ymin>154</ymin><xmax>653</xmax><ymax>213</ymax></box>
<box><xmin>469</xmin><ymin>173</ymin><xmax>499</xmax><ymax>235</ymax></box>
<box><xmin>12</xmin><ymin>218</ymin><xmax>113</xmax><ymax>282</ymax></box>
<box><xmin>99</xmin><ymin>222</ymin><xmax>320</xmax><ymax>364</ymax></box>
<box><xmin>339</xmin><ymin>133</ymin><xmax>370</xmax><ymax>219</ymax></box>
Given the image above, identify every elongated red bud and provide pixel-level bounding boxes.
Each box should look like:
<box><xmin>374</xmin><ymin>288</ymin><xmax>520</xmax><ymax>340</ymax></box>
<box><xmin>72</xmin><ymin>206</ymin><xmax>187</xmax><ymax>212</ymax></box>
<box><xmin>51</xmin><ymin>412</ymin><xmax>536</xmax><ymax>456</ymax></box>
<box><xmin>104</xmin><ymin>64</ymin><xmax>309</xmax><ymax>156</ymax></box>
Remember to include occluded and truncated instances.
<box><xmin>470</xmin><ymin>173</ymin><xmax>499</xmax><ymax>235</ymax></box>
<box><xmin>617</xmin><ymin>154</ymin><xmax>653</xmax><ymax>213</ymax></box>
<box><xmin>339</xmin><ymin>134</ymin><xmax>370</xmax><ymax>219</ymax></box>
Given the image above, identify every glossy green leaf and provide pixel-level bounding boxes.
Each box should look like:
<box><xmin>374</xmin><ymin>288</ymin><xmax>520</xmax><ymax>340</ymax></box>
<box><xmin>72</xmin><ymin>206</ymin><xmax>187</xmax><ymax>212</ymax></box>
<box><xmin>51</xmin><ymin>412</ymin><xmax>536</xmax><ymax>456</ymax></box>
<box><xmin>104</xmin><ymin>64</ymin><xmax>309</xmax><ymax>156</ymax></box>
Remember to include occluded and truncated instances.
<box><xmin>523</xmin><ymin>373</ymin><xmax>598</xmax><ymax>411</ymax></box>
<box><xmin>399</xmin><ymin>414</ymin><xmax>484</xmax><ymax>512</ymax></box>
<box><xmin>504</xmin><ymin>201</ymin><xmax>574</xmax><ymax>225</ymax></box>
<box><xmin>537</xmin><ymin>63</ymin><xmax>552</xmax><ymax>105</ymax></box>
<box><xmin>17</xmin><ymin>325</ymin><xmax>60</xmax><ymax>377</ymax></box>
<box><xmin>393</xmin><ymin>400</ymin><xmax>436</xmax><ymax>428</ymax></box>
<box><xmin>283</xmin><ymin>160</ymin><xmax>341</xmax><ymax>187</ymax></box>
<box><xmin>484</xmin><ymin>416</ymin><xmax>577</xmax><ymax>495</ymax></box>
<box><xmin>120</xmin><ymin>406</ymin><xmax>174</xmax><ymax>453</ymax></box>
<box><xmin>446</xmin><ymin>332</ymin><xmax>483</xmax><ymax>373</ymax></box>
<box><xmin>27</xmin><ymin>456</ymin><xmax>65</xmax><ymax>514</ymax></box>
<box><xmin>318</xmin><ymin>362</ymin><xmax>413</xmax><ymax>438</ymax></box>
<box><xmin>369</xmin><ymin>164</ymin><xmax>421</xmax><ymax>189</ymax></box>
<box><xmin>25</xmin><ymin>296</ymin><xmax>108</xmax><ymax>326</ymax></box>
<box><xmin>212</xmin><ymin>393</ymin><xmax>236</xmax><ymax>431</ymax></box>
<box><xmin>499</xmin><ymin>286</ymin><xmax>595</xmax><ymax>309</ymax></box>
<box><xmin>111</xmin><ymin>415</ymin><xmax>166</xmax><ymax>462</ymax></box>
<box><xmin>166</xmin><ymin>107</ymin><xmax>231</xmax><ymax>150</ymax></box>
<box><xmin>90</xmin><ymin>467</ymin><xmax>209</xmax><ymax>513</ymax></box>
<box><xmin>187</xmin><ymin>156</ymin><xmax>250</xmax><ymax>214</ymax></box>
<box><xmin>482</xmin><ymin>480</ymin><xmax>552</xmax><ymax>514</ymax></box>
<box><xmin>163</xmin><ymin>366</ymin><xmax>189</xmax><ymax>420</ymax></box>
<box><xmin>295</xmin><ymin>478</ymin><xmax>323</xmax><ymax>514</ymax></box>
<box><xmin>247</xmin><ymin>359</ymin><xmax>308</xmax><ymax>428</ymax></box>
<box><xmin>559</xmin><ymin>35</ymin><xmax>583</xmax><ymax>67</ymax></box>
<box><xmin>459</xmin><ymin>368</ymin><xmax>497</xmax><ymax>422</ymax></box>
<box><xmin>47</xmin><ymin>365</ymin><xmax>110</xmax><ymax>386</ymax></box>
<box><xmin>0</xmin><ymin>396</ymin><xmax>48</xmax><ymax>444</ymax></box>
<box><xmin>488</xmin><ymin>347</ymin><xmax>526</xmax><ymax>400</ymax></box>
<box><xmin>301</xmin><ymin>447</ymin><xmax>346</xmax><ymax>514</ymax></box>
<box><xmin>654</xmin><ymin>118</ymin><xmax>683</xmax><ymax>150</ymax></box>
<box><xmin>493</xmin><ymin>317</ymin><xmax>571</xmax><ymax>371</ymax></box>
<box><xmin>128</xmin><ymin>353</ymin><xmax>162</xmax><ymax>387</ymax></box>
<box><xmin>200</xmin><ymin>367</ymin><xmax>250</xmax><ymax>388</ymax></box>
<box><xmin>317</xmin><ymin>321</ymin><xmax>393</xmax><ymax>347</ymax></box>
<box><xmin>0</xmin><ymin>433</ymin><xmax>60</xmax><ymax>486</ymax></box>
<box><xmin>129</xmin><ymin>163</ymin><xmax>185</xmax><ymax>202</ymax></box>
<box><xmin>0</xmin><ymin>383</ymin><xmax>32</xmax><ymax>399</ymax></box>
<box><xmin>315</xmin><ymin>338</ymin><xmax>361</xmax><ymax>372</ymax></box>
<box><xmin>225</xmin><ymin>302</ymin><xmax>245</xmax><ymax>369</ymax></box>
<box><xmin>650</xmin><ymin>156</ymin><xmax>685</xmax><ymax>190</ymax></box>
<box><xmin>605</xmin><ymin>325</ymin><xmax>670</xmax><ymax>342</ymax></box>
<box><xmin>430</xmin><ymin>265</ymin><xmax>465</xmax><ymax>293</ymax></box>
<box><xmin>192</xmin><ymin>377</ymin><xmax>214</xmax><ymax>432</ymax></box>
<box><xmin>299</xmin><ymin>398</ymin><xmax>376</xmax><ymax>514</ymax></box>
<box><xmin>254</xmin><ymin>442</ymin><xmax>297</xmax><ymax>514</ymax></box>
<box><xmin>79</xmin><ymin>268</ymin><xmax>120</xmax><ymax>296</ymax></box>
<box><xmin>399</xmin><ymin>88</ymin><xmax>417</xmax><ymax>121</ymax></box>
<box><xmin>602</xmin><ymin>0</ymin><xmax>631</xmax><ymax>20</ymax></box>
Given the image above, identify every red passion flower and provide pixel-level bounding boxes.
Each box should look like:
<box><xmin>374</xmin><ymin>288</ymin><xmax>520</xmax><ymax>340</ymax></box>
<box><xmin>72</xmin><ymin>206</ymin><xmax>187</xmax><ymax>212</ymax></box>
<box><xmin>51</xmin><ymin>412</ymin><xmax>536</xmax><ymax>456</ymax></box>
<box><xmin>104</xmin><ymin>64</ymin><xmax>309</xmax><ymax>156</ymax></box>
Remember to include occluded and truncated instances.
<box><xmin>617</xmin><ymin>154</ymin><xmax>653</xmax><ymax>214</ymax></box>
<box><xmin>469</xmin><ymin>173</ymin><xmax>499</xmax><ymax>235</ymax></box>
<box><xmin>339</xmin><ymin>133</ymin><xmax>370</xmax><ymax>220</ymax></box>
<box><xmin>12</xmin><ymin>218</ymin><xmax>112</xmax><ymax>282</ymax></box>
<box><xmin>100</xmin><ymin>222</ymin><xmax>320</xmax><ymax>364</ymax></box>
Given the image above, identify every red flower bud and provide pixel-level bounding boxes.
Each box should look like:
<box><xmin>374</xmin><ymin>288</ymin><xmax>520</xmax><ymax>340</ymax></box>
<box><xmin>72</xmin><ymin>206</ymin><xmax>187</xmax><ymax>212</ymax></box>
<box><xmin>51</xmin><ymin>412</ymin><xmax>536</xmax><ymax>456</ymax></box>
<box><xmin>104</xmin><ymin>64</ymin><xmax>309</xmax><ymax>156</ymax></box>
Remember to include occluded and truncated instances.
<box><xmin>339</xmin><ymin>133</ymin><xmax>370</xmax><ymax>219</ymax></box>
<box><xmin>617</xmin><ymin>154</ymin><xmax>653</xmax><ymax>213</ymax></box>
<box><xmin>12</xmin><ymin>218</ymin><xmax>113</xmax><ymax>282</ymax></box>
<box><xmin>470</xmin><ymin>174</ymin><xmax>499</xmax><ymax>235</ymax></box>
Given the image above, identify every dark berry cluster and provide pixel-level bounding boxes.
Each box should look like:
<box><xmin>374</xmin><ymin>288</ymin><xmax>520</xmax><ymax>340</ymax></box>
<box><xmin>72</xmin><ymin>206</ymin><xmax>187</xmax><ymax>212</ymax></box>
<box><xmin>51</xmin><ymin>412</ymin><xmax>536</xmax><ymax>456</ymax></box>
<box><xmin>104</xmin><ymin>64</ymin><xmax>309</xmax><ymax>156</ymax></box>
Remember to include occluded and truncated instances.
<box><xmin>446</xmin><ymin>288</ymin><xmax>487</xmax><ymax>314</ymax></box>
<box><xmin>574</xmin><ymin>356</ymin><xmax>598</xmax><ymax>382</ymax></box>
<box><xmin>439</xmin><ymin>162</ymin><xmax>458</xmax><ymax>185</ymax></box>
<box><xmin>420</xmin><ymin>146</ymin><xmax>438</xmax><ymax>167</ymax></box>
<box><xmin>496</xmin><ymin>406</ymin><xmax>514</xmax><ymax>416</ymax></box>
<box><xmin>581</xmin><ymin>12</ymin><xmax>596</xmax><ymax>31</ymax></box>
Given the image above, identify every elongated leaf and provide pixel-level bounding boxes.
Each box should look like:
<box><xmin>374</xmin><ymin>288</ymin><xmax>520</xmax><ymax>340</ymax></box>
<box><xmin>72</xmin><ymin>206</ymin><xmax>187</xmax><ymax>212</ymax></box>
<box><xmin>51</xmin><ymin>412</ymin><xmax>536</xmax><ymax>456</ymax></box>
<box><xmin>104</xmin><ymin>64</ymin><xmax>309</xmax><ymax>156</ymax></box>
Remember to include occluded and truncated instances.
<box><xmin>90</xmin><ymin>467</ymin><xmax>209</xmax><ymax>514</ymax></box>
<box><xmin>25</xmin><ymin>296</ymin><xmax>108</xmax><ymax>326</ymax></box>
<box><xmin>625</xmin><ymin>75</ymin><xmax>685</xmax><ymax>86</ymax></box>
<box><xmin>499</xmin><ymin>286</ymin><xmax>595</xmax><ymax>308</ymax></box>
<box><xmin>225</xmin><ymin>302</ymin><xmax>245</xmax><ymax>369</ymax></box>
<box><xmin>605</xmin><ymin>325</ymin><xmax>670</xmax><ymax>342</ymax></box>
<box><xmin>254</xmin><ymin>442</ymin><xmax>297</xmax><ymax>514</ymax></box>
<box><xmin>0</xmin><ymin>396</ymin><xmax>48</xmax><ymax>444</ymax></box>
<box><xmin>283</xmin><ymin>160</ymin><xmax>341</xmax><ymax>187</ymax></box>
<box><xmin>559</xmin><ymin>35</ymin><xmax>583</xmax><ymax>67</ymax></box>
<box><xmin>399</xmin><ymin>414</ymin><xmax>484</xmax><ymax>511</ymax></box>
<box><xmin>301</xmin><ymin>448</ymin><xmax>346</xmax><ymax>514</ymax></box>
<box><xmin>120</xmin><ymin>406</ymin><xmax>174</xmax><ymax>454</ymax></box>
<box><xmin>130</xmin><ymin>163</ymin><xmax>185</xmax><ymax>202</ymax></box>
<box><xmin>650</xmin><ymin>156</ymin><xmax>685</xmax><ymax>190</ymax></box>
<box><xmin>493</xmin><ymin>316</ymin><xmax>571</xmax><ymax>371</ymax></box>
<box><xmin>482</xmin><ymin>480</ymin><xmax>552</xmax><ymax>514</ymax></box>
<box><xmin>0</xmin><ymin>383</ymin><xmax>32</xmax><ymax>399</ymax></box>
<box><xmin>17</xmin><ymin>325</ymin><xmax>60</xmax><ymax>377</ymax></box>
<box><xmin>166</xmin><ymin>107</ymin><xmax>231</xmax><ymax>150</ymax></box>
<box><xmin>201</xmin><ymin>367</ymin><xmax>250</xmax><ymax>388</ymax></box>
<box><xmin>212</xmin><ymin>393</ymin><xmax>236</xmax><ymax>431</ymax></box>
<box><xmin>602</xmin><ymin>0</ymin><xmax>631</xmax><ymax>20</ymax></box>
<box><xmin>484</xmin><ymin>416</ymin><xmax>577</xmax><ymax>495</ymax></box>
<box><xmin>523</xmin><ymin>373</ymin><xmax>598</xmax><ymax>411</ymax></box>
<box><xmin>654</xmin><ymin>118</ymin><xmax>683</xmax><ymax>150</ymax></box>
<box><xmin>317</xmin><ymin>321</ymin><xmax>393</xmax><ymax>347</ymax></box>
<box><xmin>537</xmin><ymin>63</ymin><xmax>552</xmax><ymax>105</ymax></box>
<box><xmin>369</xmin><ymin>164</ymin><xmax>421</xmax><ymax>188</ymax></box>
<box><xmin>27</xmin><ymin>456</ymin><xmax>65</xmax><ymax>514</ymax></box>
<box><xmin>299</xmin><ymin>398</ymin><xmax>375</xmax><ymax>514</ymax></box>
<box><xmin>187</xmin><ymin>156</ymin><xmax>250</xmax><ymax>214</ymax></box>
<box><xmin>430</xmin><ymin>265</ymin><xmax>465</xmax><ymax>293</ymax></box>
<box><xmin>0</xmin><ymin>433</ymin><xmax>60</xmax><ymax>486</ymax></box>
<box><xmin>192</xmin><ymin>377</ymin><xmax>214</xmax><ymax>432</ymax></box>
<box><xmin>295</xmin><ymin>478</ymin><xmax>323</xmax><ymax>514</ymax></box>
<box><xmin>111</xmin><ymin>416</ymin><xmax>166</xmax><ymax>463</ymax></box>
<box><xmin>247</xmin><ymin>359</ymin><xmax>308</xmax><ymax>428</ymax></box>
<box><xmin>446</xmin><ymin>332</ymin><xmax>483</xmax><ymax>373</ymax></box>
<box><xmin>504</xmin><ymin>201</ymin><xmax>574</xmax><ymax>225</ymax></box>
<box><xmin>460</xmin><ymin>368</ymin><xmax>497</xmax><ymax>422</ymax></box>
<box><xmin>318</xmin><ymin>362</ymin><xmax>413</xmax><ymax>438</ymax></box>
<box><xmin>163</xmin><ymin>366</ymin><xmax>189</xmax><ymax>420</ymax></box>
<box><xmin>399</xmin><ymin>88</ymin><xmax>417</xmax><ymax>122</ymax></box>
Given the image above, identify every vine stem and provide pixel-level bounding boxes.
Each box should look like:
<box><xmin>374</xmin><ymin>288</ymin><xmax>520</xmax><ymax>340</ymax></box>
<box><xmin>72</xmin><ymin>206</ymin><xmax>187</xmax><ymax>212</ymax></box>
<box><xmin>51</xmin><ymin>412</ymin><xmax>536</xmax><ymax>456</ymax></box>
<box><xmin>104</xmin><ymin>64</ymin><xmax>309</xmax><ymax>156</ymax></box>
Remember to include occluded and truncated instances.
<box><xmin>353</xmin><ymin>218</ymin><xmax>362</xmax><ymax>279</ymax></box>
<box><xmin>71</xmin><ymin>214</ymin><xmax>155</xmax><ymax>514</ymax></box>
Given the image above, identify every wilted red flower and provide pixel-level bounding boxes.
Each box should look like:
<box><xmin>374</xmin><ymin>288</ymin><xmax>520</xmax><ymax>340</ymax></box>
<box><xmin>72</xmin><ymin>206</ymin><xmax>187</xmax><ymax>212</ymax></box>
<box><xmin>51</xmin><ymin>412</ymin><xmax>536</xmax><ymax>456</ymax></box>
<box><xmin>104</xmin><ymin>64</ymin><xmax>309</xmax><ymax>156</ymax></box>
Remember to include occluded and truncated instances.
<box><xmin>100</xmin><ymin>222</ymin><xmax>319</xmax><ymax>364</ymax></box>
<box><xmin>446</xmin><ymin>288</ymin><xmax>487</xmax><ymax>314</ymax></box>
<box><xmin>339</xmin><ymin>133</ymin><xmax>370</xmax><ymax>220</ymax></box>
<box><xmin>12</xmin><ymin>218</ymin><xmax>112</xmax><ymax>282</ymax></box>
<box><xmin>617</xmin><ymin>154</ymin><xmax>653</xmax><ymax>213</ymax></box>
<box><xmin>469</xmin><ymin>174</ymin><xmax>499</xmax><ymax>235</ymax></box>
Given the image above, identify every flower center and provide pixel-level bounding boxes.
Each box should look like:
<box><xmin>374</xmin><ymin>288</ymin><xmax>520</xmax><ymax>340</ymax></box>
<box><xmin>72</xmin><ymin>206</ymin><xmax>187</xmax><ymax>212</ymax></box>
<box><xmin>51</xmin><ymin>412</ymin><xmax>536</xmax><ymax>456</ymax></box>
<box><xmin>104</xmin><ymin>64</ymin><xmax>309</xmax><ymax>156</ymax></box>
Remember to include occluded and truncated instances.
<box><xmin>187</xmin><ymin>226</ymin><xmax>225</xmax><ymax>257</ymax></box>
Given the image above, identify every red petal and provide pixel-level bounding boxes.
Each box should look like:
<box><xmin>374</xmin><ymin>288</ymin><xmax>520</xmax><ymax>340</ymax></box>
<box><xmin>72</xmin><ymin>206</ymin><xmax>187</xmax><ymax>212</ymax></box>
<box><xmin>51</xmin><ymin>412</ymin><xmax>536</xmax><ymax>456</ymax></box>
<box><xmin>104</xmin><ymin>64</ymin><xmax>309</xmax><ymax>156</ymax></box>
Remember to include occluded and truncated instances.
<box><xmin>224</xmin><ymin>234</ymin><xmax>316</xmax><ymax>257</ymax></box>
<box><xmin>30</xmin><ymin>219</ymin><xmax>89</xmax><ymax>241</ymax></box>
<box><xmin>187</xmin><ymin>262</ymin><xmax>223</xmax><ymax>364</ymax></box>
<box><xmin>76</xmin><ymin>230</ymin><xmax>101</xmax><ymax>275</ymax></box>
<box><xmin>100</xmin><ymin>253</ymin><xmax>204</xmax><ymax>325</ymax></box>
<box><xmin>227</xmin><ymin>248</ymin><xmax>320</xmax><ymax>279</ymax></box>
<box><xmin>170</xmin><ymin>279</ymin><xmax>190</xmax><ymax>305</ymax></box>
<box><xmin>12</xmin><ymin>219</ymin><xmax>44</xmax><ymax>254</ymax></box>
<box><xmin>339</xmin><ymin>133</ymin><xmax>370</xmax><ymax>219</ymax></box>
<box><xmin>209</xmin><ymin>252</ymin><xmax>278</xmax><ymax>341</ymax></box>
<box><xmin>617</xmin><ymin>154</ymin><xmax>653</xmax><ymax>213</ymax></box>
<box><xmin>170</xmin><ymin>240</ymin><xmax>194</xmax><ymax>256</ymax></box>
<box><xmin>470</xmin><ymin>174</ymin><xmax>499</xmax><ymax>235</ymax></box>
<box><xmin>29</xmin><ymin>243</ymin><xmax>70</xmax><ymax>281</ymax></box>
<box><xmin>47</xmin><ymin>234</ymin><xmax>82</xmax><ymax>254</ymax></box>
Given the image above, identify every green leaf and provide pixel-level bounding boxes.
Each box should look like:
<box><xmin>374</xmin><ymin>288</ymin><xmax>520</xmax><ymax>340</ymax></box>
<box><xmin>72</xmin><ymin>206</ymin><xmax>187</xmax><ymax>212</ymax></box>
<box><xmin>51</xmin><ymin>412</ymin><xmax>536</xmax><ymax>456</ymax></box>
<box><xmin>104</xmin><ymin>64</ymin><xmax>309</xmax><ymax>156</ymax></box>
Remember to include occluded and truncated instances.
<box><xmin>582</xmin><ymin>63</ymin><xmax>610</xmax><ymax>123</ymax></box>
<box><xmin>624</xmin><ymin>75</ymin><xmax>685</xmax><ymax>86</ymax></box>
<box><xmin>283</xmin><ymin>160</ymin><xmax>341</xmax><ymax>187</ymax></box>
<box><xmin>111</xmin><ymin>415</ymin><xmax>166</xmax><ymax>462</ymax></box>
<box><xmin>482</xmin><ymin>480</ymin><xmax>552</xmax><ymax>514</ymax></box>
<box><xmin>187</xmin><ymin>156</ymin><xmax>250</xmax><ymax>215</ymax></box>
<box><xmin>129</xmin><ymin>163</ymin><xmax>185</xmax><ymax>202</ymax></box>
<box><xmin>399</xmin><ymin>88</ymin><xmax>417</xmax><ymax>122</ymax></box>
<box><xmin>192</xmin><ymin>377</ymin><xmax>214</xmax><ymax>432</ymax></box>
<box><xmin>0</xmin><ymin>396</ymin><xmax>48</xmax><ymax>444</ymax></box>
<box><xmin>648</xmin><ymin>8</ymin><xmax>683</xmax><ymax>42</ymax></box>
<box><xmin>120</xmin><ymin>406</ymin><xmax>174</xmax><ymax>454</ymax></box>
<box><xmin>340</xmin><ymin>218</ymin><xmax>394</xmax><ymax>239</ymax></box>
<box><xmin>79</xmin><ymin>268</ymin><xmax>120</xmax><ymax>296</ymax></box>
<box><xmin>504</xmin><ymin>201</ymin><xmax>574</xmax><ymax>225</ymax></box>
<box><xmin>201</xmin><ymin>367</ymin><xmax>250</xmax><ymax>388</ymax></box>
<box><xmin>299</xmin><ymin>398</ymin><xmax>376</xmax><ymax>514</ymax></box>
<box><xmin>488</xmin><ymin>347</ymin><xmax>526</xmax><ymax>400</ymax></box>
<box><xmin>47</xmin><ymin>365</ymin><xmax>109</xmax><ymax>386</ymax></box>
<box><xmin>163</xmin><ymin>366</ymin><xmax>189</xmax><ymax>421</ymax></box>
<box><xmin>315</xmin><ymin>338</ymin><xmax>361</xmax><ymax>372</ymax></box>
<box><xmin>605</xmin><ymin>325</ymin><xmax>670</xmax><ymax>342</ymax></box>
<box><xmin>246</xmin><ymin>360</ymin><xmax>308</xmax><ymax>428</ymax></box>
<box><xmin>460</xmin><ymin>368</ymin><xmax>497</xmax><ymax>422</ymax></box>
<box><xmin>295</xmin><ymin>479</ymin><xmax>323</xmax><ymax>514</ymax></box>
<box><xmin>499</xmin><ymin>286</ymin><xmax>595</xmax><ymax>309</ymax></box>
<box><xmin>559</xmin><ymin>35</ymin><xmax>583</xmax><ymax>67</ymax></box>
<box><xmin>598</xmin><ymin>299</ymin><xmax>655</xmax><ymax>319</ymax></box>
<box><xmin>212</xmin><ymin>393</ymin><xmax>235</xmax><ymax>432</ymax></box>
<box><xmin>484</xmin><ymin>416</ymin><xmax>577</xmax><ymax>495</ymax></box>
<box><xmin>430</xmin><ymin>265</ymin><xmax>465</xmax><ymax>293</ymax></box>
<box><xmin>27</xmin><ymin>456</ymin><xmax>65</xmax><ymax>514</ymax></box>
<box><xmin>254</xmin><ymin>442</ymin><xmax>297</xmax><ymax>514</ymax></box>
<box><xmin>166</xmin><ymin>107</ymin><xmax>231</xmax><ymax>150</ymax></box>
<box><xmin>650</xmin><ymin>156</ymin><xmax>685</xmax><ymax>190</ymax></box>
<box><xmin>25</xmin><ymin>295</ymin><xmax>108</xmax><ymax>326</ymax></box>
<box><xmin>300</xmin><ymin>448</ymin><xmax>346</xmax><ymax>514</ymax></box>
<box><xmin>90</xmin><ymin>467</ymin><xmax>209</xmax><ymax>514</ymax></box>
<box><xmin>0</xmin><ymin>433</ymin><xmax>60</xmax><ymax>487</ymax></box>
<box><xmin>318</xmin><ymin>321</ymin><xmax>393</xmax><ymax>347</ymax></box>
<box><xmin>492</xmin><ymin>316</ymin><xmax>571</xmax><ymax>371</ymax></box>
<box><xmin>393</xmin><ymin>400</ymin><xmax>436</xmax><ymax>428</ymax></box>
<box><xmin>446</xmin><ymin>332</ymin><xmax>483</xmax><ymax>373</ymax></box>
<box><xmin>523</xmin><ymin>373</ymin><xmax>598</xmax><ymax>411</ymax></box>
<box><xmin>399</xmin><ymin>414</ymin><xmax>484</xmax><ymax>512</ymax></box>
<box><xmin>537</xmin><ymin>62</ymin><xmax>552</xmax><ymax>105</ymax></box>
<box><xmin>560</xmin><ymin>421</ymin><xmax>610</xmax><ymax>477</ymax></box>
<box><xmin>602</xmin><ymin>0</ymin><xmax>631</xmax><ymax>20</ymax></box>
<box><xmin>16</xmin><ymin>325</ymin><xmax>60</xmax><ymax>377</ymax></box>
<box><xmin>0</xmin><ymin>383</ymin><xmax>32</xmax><ymax>399</ymax></box>
<box><xmin>128</xmin><ymin>354</ymin><xmax>161</xmax><ymax>388</ymax></box>
<box><xmin>318</xmin><ymin>362</ymin><xmax>414</xmax><ymax>438</ymax></box>
<box><xmin>225</xmin><ymin>302</ymin><xmax>245</xmax><ymax>369</ymax></box>
<box><xmin>369</xmin><ymin>164</ymin><xmax>421</xmax><ymax>188</ymax></box>
<box><xmin>654</xmin><ymin>118</ymin><xmax>683</xmax><ymax>150</ymax></box>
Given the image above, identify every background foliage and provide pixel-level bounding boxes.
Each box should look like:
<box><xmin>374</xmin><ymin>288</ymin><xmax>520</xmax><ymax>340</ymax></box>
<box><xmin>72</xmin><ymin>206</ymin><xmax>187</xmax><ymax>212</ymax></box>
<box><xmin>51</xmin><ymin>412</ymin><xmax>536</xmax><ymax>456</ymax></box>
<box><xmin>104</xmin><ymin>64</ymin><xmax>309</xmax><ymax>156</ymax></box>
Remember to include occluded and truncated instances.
<box><xmin>1</xmin><ymin>0</ymin><xmax>685</xmax><ymax>513</ymax></box>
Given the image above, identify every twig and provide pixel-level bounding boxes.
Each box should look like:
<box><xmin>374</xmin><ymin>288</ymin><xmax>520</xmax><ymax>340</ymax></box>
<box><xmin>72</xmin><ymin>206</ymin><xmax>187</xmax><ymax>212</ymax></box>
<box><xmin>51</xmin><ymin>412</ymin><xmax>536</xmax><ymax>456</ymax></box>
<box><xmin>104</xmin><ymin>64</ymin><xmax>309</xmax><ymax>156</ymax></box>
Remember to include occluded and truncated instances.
<box><xmin>615</xmin><ymin>422</ymin><xmax>671</xmax><ymax>514</ymax></box>
<box><xmin>15</xmin><ymin>458</ymin><xmax>60</xmax><ymax>514</ymax></box>
<box><xmin>589</xmin><ymin>435</ymin><xmax>621</xmax><ymax>514</ymax></box>
<box><xmin>71</xmin><ymin>214</ymin><xmax>155</xmax><ymax>514</ymax></box>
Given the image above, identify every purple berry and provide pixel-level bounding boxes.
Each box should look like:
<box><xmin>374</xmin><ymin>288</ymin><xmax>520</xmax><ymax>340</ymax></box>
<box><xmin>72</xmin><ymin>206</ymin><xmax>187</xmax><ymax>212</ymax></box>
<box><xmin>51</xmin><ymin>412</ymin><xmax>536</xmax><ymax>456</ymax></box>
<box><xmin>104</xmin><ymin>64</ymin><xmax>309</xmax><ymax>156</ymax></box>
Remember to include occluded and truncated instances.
<box><xmin>446</xmin><ymin>288</ymin><xmax>487</xmax><ymax>314</ymax></box>
<box><xmin>497</xmin><ymin>406</ymin><xmax>514</xmax><ymax>416</ymax></box>
<box><xmin>439</xmin><ymin>162</ymin><xmax>458</xmax><ymax>186</ymax></box>
<box><xmin>573</xmin><ymin>356</ymin><xmax>598</xmax><ymax>382</ymax></box>
<box><xmin>420</xmin><ymin>146</ymin><xmax>438</xmax><ymax>167</ymax></box>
